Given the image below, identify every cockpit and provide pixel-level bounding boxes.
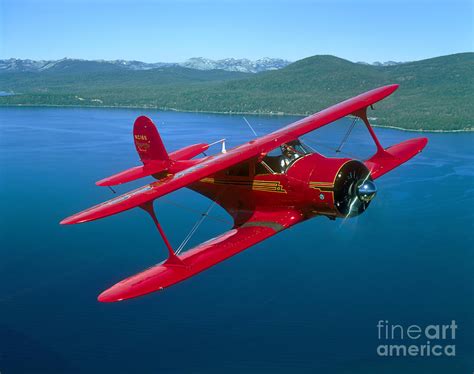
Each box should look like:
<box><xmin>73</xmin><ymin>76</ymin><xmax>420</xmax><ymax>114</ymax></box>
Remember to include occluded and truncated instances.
<box><xmin>256</xmin><ymin>139</ymin><xmax>312</xmax><ymax>174</ymax></box>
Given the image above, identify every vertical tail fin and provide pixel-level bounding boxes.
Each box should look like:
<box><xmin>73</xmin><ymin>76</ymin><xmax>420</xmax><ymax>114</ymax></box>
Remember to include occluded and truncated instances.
<box><xmin>133</xmin><ymin>116</ymin><xmax>169</xmax><ymax>162</ymax></box>
<box><xmin>96</xmin><ymin>116</ymin><xmax>207</xmax><ymax>187</ymax></box>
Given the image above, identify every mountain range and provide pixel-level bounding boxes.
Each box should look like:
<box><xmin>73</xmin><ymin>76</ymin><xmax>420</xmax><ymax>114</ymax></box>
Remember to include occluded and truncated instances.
<box><xmin>0</xmin><ymin>53</ymin><xmax>472</xmax><ymax>131</ymax></box>
<box><xmin>0</xmin><ymin>57</ymin><xmax>291</xmax><ymax>74</ymax></box>
<box><xmin>0</xmin><ymin>57</ymin><xmax>404</xmax><ymax>74</ymax></box>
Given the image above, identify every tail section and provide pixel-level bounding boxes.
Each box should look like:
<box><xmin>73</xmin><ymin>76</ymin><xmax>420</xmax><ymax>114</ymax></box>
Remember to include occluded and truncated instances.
<box><xmin>96</xmin><ymin>116</ymin><xmax>210</xmax><ymax>187</ymax></box>
<box><xmin>133</xmin><ymin>116</ymin><xmax>169</xmax><ymax>162</ymax></box>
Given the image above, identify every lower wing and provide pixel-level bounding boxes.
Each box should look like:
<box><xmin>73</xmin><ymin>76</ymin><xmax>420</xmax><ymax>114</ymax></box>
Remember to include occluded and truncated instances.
<box><xmin>365</xmin><ymin>137</ymin><xmax>428</xmax><ymax>179</ymax></box>
<box><xmin>98</xmin><ymin>209</ymin><xmax>302</xmax><ymax>302</ymax></box>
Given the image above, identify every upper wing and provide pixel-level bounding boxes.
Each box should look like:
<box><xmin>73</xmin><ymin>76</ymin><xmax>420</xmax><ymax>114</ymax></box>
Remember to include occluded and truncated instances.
<box><xmin>61</xmin><ymin>84</ymin><xmax>398</xmax><ymax>225</ymax></box>
<box><xmin>256</xmin><ymin>84</ymin><xmax>398</xmax><ymax>154</ymax></box>
<box><xmin>98</xmin><ymin>209</ymin><xmax>302</xmax><ymax>302</ymax></box>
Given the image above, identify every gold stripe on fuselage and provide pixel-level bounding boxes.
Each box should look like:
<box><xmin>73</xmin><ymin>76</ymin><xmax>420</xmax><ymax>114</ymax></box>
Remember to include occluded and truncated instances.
<box><xmin>309</xmin><ymin>181</ymin><xmax>334</xmax><ymax>192</ymax></box>
<box><xmin>199</xmin><ymin>178</ymin><xmax>287</xmax><ymax>193</ymax></box>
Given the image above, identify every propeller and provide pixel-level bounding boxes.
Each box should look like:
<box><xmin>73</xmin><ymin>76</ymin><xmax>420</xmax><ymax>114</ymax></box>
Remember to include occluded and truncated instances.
<box><xmin>334</xmin><ymin>160</ymin><xmax>376</xmax><ymax>218</ymax></box>
<box><xmin>345</xmin><ymin>177</ymin><xmax>377</xmax><ymax>218</ymax></box>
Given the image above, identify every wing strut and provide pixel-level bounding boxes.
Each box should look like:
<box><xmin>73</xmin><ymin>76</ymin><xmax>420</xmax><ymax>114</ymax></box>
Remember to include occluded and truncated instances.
<box><xmin>353</xmin><ymin>107</ymin><xmax>384</xmax><ymax>152</ymax></box>
<box><xmin>139</xmin><ymin>202</ymin><xmax>186</xmax><ymax>266</ymax></box>
<box><xmin>336</xmin><ymin>117</ymin><xmax>358</xmax><ymax>153</ymax></box>
<box><xmin>175</xmin><ymin>199</ymin><xmax>219</xmax><ymax>255</ymax></box>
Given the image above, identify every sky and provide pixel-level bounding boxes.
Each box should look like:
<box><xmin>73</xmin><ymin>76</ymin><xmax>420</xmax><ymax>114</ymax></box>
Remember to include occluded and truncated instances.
<box><xmin>0</xmin><ymin>0</ymin><xmax>472</xmax><ymax>63</ymax></box>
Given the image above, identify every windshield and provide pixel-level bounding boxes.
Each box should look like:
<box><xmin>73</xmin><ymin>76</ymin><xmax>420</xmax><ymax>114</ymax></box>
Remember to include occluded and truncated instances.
<box><xmin>256</xmin><ymin>139</ymin><xmax>311</xmax><ymax>174</ymax></box>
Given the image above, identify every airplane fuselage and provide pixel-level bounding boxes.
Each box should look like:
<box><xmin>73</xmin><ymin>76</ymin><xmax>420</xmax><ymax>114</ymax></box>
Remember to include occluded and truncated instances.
<box><xmin>190</xmin><ymin>152</ymin><xmax>374</xmax><ymax>224</ymax></box>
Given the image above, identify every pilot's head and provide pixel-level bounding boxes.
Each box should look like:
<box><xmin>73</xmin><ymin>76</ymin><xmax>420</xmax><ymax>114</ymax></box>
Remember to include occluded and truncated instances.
<box><xmin>281</xmin><ymin>144</ymin><xmax>295</xmax><ymax>158</ymax></box>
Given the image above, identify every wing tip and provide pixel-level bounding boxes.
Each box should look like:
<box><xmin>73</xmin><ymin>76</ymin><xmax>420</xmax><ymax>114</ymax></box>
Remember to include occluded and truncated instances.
<box><xmin>60</xmin><ymin>216</ymin><xmax>83</xmax><ymax>225</ymax></box>
<box><xmin>418</xmin><ymin>136</ymin><xmax>429</xmax><ymax>150</ymax></box>
<box><xmin>97</xmin><ymin>291</ymin><xmax>120</xmax><ymax>303</ymax></box>
<box><xmin>60</xmin><ymin>217</ymin><xmax>74</xmax><ymax>225</ymax></box>
<box><xmin>406</xmin><ymin>136</ymin><xmax>429</xmax><ymax>150</ymax></box>
<box><xmin>95</xmin><ymin>179</ymin><xmax>109</xmax><ymax>187</ymax></box>
<box><xmin>97</xmin><ymin>284</ymin><xmax>146</xmax><ymax>303</ymax></box>
<box><xmin>61</xmin><ymin>211</ymin><xmax>98</xmax><ymax>225</ymax></box>
<box><xmin>95</xmin><ymin>178</ymin><xmax>120</xmax><ymax>187</ymax></box>
<box><xmin>380</xmin><ymin>83</ymin><xmax>399</xmax><ymax>96</ymax></box>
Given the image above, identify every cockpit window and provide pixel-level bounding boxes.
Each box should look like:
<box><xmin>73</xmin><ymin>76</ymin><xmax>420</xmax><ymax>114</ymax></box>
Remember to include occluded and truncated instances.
<box><xmin>256</xmin><ymin>139</ymin><xmax>311</xmax><ymax>174</ymax></box>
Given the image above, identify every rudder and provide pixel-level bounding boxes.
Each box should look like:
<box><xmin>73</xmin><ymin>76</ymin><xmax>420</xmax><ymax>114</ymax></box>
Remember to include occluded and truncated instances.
<box><xmin>133</xmin><ymin>116</ymin><xmax>168</xmax><ymax>162</ymax></box>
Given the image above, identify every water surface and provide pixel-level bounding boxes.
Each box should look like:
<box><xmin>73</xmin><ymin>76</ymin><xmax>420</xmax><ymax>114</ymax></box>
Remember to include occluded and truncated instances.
<box><xmin>0</xmin><ymin>107</ymin><xmax>473</xmax><ymax>373</ymax></box>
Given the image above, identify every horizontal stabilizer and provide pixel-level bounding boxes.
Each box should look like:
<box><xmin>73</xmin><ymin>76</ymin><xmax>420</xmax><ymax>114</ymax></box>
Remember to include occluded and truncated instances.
<box><xmin>170</xmin><ymin>143</ymin><xmax>209</xmax><ymax>161</ymax></box>
<box><xmin>96</xmin><ymin>161</ymin><xmax>169</xmax><ymax>186</ymax></box>
<box><xmin>365</xmin><ymin>137</ymin><xmax>428</xmax><ymax>179</ymax></box>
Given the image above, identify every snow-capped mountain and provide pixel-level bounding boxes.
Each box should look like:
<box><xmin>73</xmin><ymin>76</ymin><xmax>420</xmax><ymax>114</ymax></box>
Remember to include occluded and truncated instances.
<box><xmin>372</xmin><ymin>60</ymin><xmax>405</xmax><ymax>66</ymax></box>
<box><xmin>104</xmin><ymin>60</ymin><xmax>175</xmax><ymax>70</ymax></box>
<box><xmin>180</xmin><ymin>57</ymin><xmax>291</xmax><ymax>73</ymax></box>
<box><xmin>0</xmin><ymin>58</ymin><xmax>175</xmax><ymax>72</ymax></box>
<box><xmin>0</xmin><ymin>57</ymin><xmax>291</xmax><ymax>73</ymax></box>
<box><xmin>0</xmin><ymin>58</ymin><xmax>52</xmax><ymax>72</ymax></box>
<box><xmin>356</xmin><ymin>60</ymin><xmax>405</xmax><ymax>66</ymax></box>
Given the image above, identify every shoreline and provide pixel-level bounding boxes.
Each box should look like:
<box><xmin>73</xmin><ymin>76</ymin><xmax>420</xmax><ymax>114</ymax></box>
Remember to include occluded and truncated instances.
<box><xmin>0</xmin><ymin>103</ymin><xmax>472</xmax><ymax>133</ymax></box>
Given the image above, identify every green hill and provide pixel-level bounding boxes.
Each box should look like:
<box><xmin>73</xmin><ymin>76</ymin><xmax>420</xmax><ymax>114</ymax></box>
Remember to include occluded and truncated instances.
<box><xmin>183</xmin><ymin>53</ymin><xmax>473</xmax><ymax>131</ymax></box>
<box><xmin>0</xmin><ymin>53</ymin><xmax>472</xmax><ymax>131</ymax></box>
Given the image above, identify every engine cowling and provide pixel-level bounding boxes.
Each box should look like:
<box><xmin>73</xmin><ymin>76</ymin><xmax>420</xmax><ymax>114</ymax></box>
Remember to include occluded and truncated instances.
<box><xmin>302</xmin><ymin>156</ymin><xmax>376</xmax><ymax>218</ymax></box>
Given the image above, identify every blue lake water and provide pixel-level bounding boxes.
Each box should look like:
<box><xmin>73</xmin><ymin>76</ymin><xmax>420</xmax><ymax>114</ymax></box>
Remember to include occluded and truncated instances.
<box><xmin>0</xmin><ymin>107</ymin><xmax>473</xmax><ymax>373</ymax></box>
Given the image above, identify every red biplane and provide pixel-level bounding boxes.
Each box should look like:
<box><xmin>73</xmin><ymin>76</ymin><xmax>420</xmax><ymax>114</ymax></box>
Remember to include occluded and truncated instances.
<box><xmin>61</xmin><ymin>84</ymin><xmax>427</xmax><ymax>302</ymax></box>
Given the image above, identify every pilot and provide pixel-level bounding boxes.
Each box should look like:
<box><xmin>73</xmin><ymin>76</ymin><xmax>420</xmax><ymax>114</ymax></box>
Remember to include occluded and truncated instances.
<box><xmin>280</xmin><ymin>143</ymin><xmax>298</xmax><ymax>169</ymax></box>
